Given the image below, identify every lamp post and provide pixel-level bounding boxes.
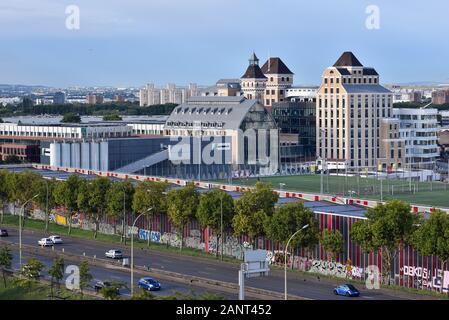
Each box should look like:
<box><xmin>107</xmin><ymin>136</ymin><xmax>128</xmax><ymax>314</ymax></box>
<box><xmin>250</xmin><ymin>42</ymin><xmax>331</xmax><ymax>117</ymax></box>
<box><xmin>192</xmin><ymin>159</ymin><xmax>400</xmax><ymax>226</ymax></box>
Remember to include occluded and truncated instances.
<box><xmin>220</xmin><ymin>194</ymin><xmax>223</xmax><ymax>261</ymax></box>
<box><xmin>284</xmin><ymin>224</ymin><xmax>309</xmax><ymax>300</ymax></box>
<box><xmin>19</xmin><ymin>194</ymin><xmax>39</xmax><ymax>270</ymax></box>
<box><xmin>130</xmin><ymin>207</ymin><xmax>152</xmax><ymax>296</ymax></box>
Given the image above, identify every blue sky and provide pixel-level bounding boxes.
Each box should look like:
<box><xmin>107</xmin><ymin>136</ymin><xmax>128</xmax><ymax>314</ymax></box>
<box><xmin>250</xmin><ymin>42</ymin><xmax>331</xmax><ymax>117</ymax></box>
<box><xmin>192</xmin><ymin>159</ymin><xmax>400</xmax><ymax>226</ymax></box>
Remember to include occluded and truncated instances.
<box><xmin>1</xmin><ymin>0</ymin><xmax>448</xmax><ymax>87</ymax></box>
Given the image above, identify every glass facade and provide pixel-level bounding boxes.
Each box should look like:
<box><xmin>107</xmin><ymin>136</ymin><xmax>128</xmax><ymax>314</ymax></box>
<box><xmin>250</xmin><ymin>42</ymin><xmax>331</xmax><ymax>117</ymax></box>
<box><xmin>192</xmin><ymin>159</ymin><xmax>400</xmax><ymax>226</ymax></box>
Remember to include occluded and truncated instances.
<box><xmin>272</xmin><ymin>100</ymin><xmax>316</xmax><ymax>162</ymax></box>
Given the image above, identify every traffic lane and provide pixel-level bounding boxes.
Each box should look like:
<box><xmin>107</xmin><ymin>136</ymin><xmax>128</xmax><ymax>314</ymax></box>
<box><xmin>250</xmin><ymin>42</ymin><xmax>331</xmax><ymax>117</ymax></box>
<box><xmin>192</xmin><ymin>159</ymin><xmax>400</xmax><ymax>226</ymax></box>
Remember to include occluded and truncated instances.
<box><xmin>2</xmin><ymin>228</ymin><xmax>419</xmax><ymax>300</ymax></box>
<box><xmin>9</xmin><ymin>250</ymin><xmax>236</xmax><ymax>299</ymax></box>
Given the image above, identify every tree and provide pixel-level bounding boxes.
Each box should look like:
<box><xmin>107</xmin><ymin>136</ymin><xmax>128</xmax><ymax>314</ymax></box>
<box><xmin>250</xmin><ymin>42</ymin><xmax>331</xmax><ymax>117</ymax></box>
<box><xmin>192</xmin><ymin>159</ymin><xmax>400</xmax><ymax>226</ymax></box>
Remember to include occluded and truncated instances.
<box><xmin>351</xmin><ymin>200</ymin><xmax>419</xmax><ymax>285</ymax></box>
<box><xmin>265</xmin><ymin>202</ymin><xmax>319</xmax><ymax>264</ymax></box>
<box><xmin>107</xmin><ymin>180</ymin><xmax>134</xmax><ymax>243</ymax></box>
<box><xmin>321</xmin><ymin>230</ymin><xmax>344</xmax><ymax>262</ymax></box>
<box><xmin>17</xmin><ymin>258</ymin><xmax>44</xmax><ymax>289</ymax></box>
<box><xmin>3</xmin><ymin>155</ymin><xmax>23</xmax><ymax>164</ymax></box>
<box><xmin>48</xmin><ymin>256</ymin><xmax>65</xmax><ymax>298</ymax></box>
<box><xmin>166</xmin><ymin>182</ymin><xmax>199</xmax><ymax>251</ymax></box>
<box><xmin>78</xmin><ymin>177</ymin><xmax>111</xmax><ymax>238</ymax></box>
<box><xmin>100</xmin><ymin>281</ymin><xmax>126</xmax><ymax>300</ymax></box>
<box><xmin>232</xmin><ymin>182</ymin><xmax>279</xmax><ymax>246</ymax></box>
<box><xmin>61</xmin><ymin>113</ymin><xmax>81</xmax><ymax>123</ymax></box>
<box><xmin>0</xmin><ymin>170</ymin><xmax>10</xmax><ymax>223</ymax></box>
<box><xmin>132</xmin><ymin>181</ymin><xmax>168</xmax><ymax>246</ymax></box>
<box><xmin>412</xmin><ymin>210</ymin><xmax>449</xmax><ymax>295</ymax></box>
<box><xmin>196</xmin><ymin>189</ymin><xmax>235</xmax><ymax>258</ymax></box>
<box><xmin>14</xmin><ymin>171</ymin><xmax>42</xmax><ymax>227</ymax></box>
<box><xmin>79</xmin><ymin>260</ymin><xmax>92</xmax><ymax>297</ymax></box>
<box><xmin>131</xmin><ymin>289</ymin><xmax>157</xmax><ymax>300</ymax></box>
<box><xmin>34</xmin><ymin>177</ymin><xmax>58</xmax><ymax>233</ymax></box>
<box><xmin>102</xmin><ymin>113</ymin><xmax>122</xmax><ymax>121</ymax></box>
<box><xmin>54</xmin><ymin>174</ymin><xmax>82</xmax><ymax>234</ymax></box>
<box><xmin>0</xmin><ymin>246</ymin><xmax>12</xmax><ymax>287</ymax></box>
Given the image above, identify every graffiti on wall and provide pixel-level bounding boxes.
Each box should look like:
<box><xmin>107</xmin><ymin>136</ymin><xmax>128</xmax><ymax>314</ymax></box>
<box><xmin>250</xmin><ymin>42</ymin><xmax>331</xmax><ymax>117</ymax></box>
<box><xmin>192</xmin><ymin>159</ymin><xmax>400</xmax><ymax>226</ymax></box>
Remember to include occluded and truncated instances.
<box><xmin>161</xmin><ymin>232</ymin><xmax>181</xmax><ymax>248</ymax></box>
<box><xmin>399</xmin><ymin>266</ymin><xmax>449</xmax><ymax>292</ymax></box>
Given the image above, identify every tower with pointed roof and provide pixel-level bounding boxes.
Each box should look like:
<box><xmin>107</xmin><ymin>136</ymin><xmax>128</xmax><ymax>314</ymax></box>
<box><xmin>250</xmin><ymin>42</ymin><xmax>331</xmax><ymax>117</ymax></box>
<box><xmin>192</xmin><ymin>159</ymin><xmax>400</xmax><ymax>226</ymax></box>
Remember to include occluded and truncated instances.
<box><xmin>261</xmin><ymin>57</ymin><xmax>294</xmax><ymax>108</ymax></box>
<box><xmin>240</xmin><ymin>52</ymin><xmax>267</xmax><ymax>102</ymax></box>
<box><xmin>316</xmin><ymin>51</ymin><xmax>402</xmax><ymax>170</ymax></box>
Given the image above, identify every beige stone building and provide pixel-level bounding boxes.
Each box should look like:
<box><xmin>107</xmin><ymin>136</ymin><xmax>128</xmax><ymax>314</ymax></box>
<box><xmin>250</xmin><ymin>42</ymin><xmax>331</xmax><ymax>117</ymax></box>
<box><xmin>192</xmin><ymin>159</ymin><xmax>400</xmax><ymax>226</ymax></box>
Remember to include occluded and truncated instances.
<box><xmin>240</xmin><ymin>53</ymin><xmax>267</xmax><ymax>102</ymax></box>
<box><xmin>379</xmin><ymin>118</ymin><xmax>405</xmax><ymax>171</ymax></box>
<box><xmin>316</xmin><ymin>52</ymin><xmax>394</xmax><ymax>169</ymax></box>
<box><xmin>261</xmin><ymin>57</ymin><xmax>294</xmax><ymax>109</ymax></box>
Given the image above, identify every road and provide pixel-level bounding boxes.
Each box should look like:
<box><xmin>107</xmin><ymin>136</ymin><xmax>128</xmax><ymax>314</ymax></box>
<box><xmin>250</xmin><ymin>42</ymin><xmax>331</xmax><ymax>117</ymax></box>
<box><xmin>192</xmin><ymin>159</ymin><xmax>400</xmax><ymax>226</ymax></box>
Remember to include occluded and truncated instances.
<box><xmin>0</xmin><ymin>227</ymin><xmax>438</xmax><ymax>300</ymax></box>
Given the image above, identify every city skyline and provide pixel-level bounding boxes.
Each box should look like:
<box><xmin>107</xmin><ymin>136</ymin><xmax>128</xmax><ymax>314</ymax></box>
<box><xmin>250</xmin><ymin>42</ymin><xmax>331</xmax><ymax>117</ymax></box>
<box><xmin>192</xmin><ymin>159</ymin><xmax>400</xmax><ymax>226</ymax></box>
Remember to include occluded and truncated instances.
<box><xmin>1</xmin><ymin>0</ymin><xmax>449</xmax><ymax>87</ymax></box>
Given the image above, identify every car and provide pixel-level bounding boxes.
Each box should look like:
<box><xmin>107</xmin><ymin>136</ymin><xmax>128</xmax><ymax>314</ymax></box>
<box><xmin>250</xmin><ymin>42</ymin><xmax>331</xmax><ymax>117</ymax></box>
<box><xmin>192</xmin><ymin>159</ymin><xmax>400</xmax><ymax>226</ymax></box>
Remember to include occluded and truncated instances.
<box><xmin>38</xmin><ymin>237</ymin><xmax>53</xmax><ymax>247</ymax></box>
<box><xmin>333</xmin><ymin>284</ymin><xmax>360</xmax><ymax>297</ymax></box>
<box><xmin>138</xmin><ymin>277</ymin><xmax>161</xmax><ymax>291</ymax></box>
<box><xmin>0</xmin><ymin>229</ymin><xmax>8</xmax><ymax>237</ymax></box>
<box><xmin>49</xmin><ymin>235</ymin><xmax>63</xmax><ymax>244</ymax></box>
<box><xmin>94</xmin><ymin>281</ymin><xmax>120</xmax><ymax>294</ymax></box>
<box><xmin>105</xmin><ymin>249</ymin><xmax>123</xmax><ymax>259</ymax></box>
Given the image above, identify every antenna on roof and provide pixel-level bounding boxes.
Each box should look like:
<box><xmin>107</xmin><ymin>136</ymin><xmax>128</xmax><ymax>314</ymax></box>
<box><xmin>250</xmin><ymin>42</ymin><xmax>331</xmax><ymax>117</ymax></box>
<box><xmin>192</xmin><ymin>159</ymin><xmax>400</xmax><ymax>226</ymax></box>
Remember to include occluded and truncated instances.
<box><xmin>268</xmin><ymin>50</ymin><xmax>271</xmax><ymax>72</ymax></box>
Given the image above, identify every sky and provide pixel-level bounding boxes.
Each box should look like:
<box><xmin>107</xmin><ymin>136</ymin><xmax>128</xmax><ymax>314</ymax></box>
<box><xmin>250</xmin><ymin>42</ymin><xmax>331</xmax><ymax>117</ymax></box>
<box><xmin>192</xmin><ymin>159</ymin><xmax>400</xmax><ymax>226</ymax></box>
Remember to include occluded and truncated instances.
<box><xmin>0</xmin><ymin>0</ymin><xmax>449</xmax><ymax>87</ymax></box>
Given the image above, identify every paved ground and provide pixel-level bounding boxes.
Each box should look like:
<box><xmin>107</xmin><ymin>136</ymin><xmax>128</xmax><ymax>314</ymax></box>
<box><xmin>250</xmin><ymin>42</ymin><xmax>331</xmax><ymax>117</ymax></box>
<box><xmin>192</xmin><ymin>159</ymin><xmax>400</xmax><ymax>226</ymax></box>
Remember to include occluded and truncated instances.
<box><xmin>0</xmin><ymin>227</ymin><xmax>441</xmax><ymax>300</ymax></box>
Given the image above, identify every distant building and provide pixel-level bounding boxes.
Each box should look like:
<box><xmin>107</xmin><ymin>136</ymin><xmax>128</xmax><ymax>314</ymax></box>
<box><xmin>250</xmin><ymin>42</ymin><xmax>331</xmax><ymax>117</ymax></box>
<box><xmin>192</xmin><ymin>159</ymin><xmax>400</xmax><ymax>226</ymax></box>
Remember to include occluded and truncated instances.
<box><xmin>261</xmin><ymin>57</ymin><xmax>294</xmax><ymax>108</ymax></box>
<box><xmin>139</xmin><ymin>83</ymin><xmax>199</xmax><ymax>106</ymax></box>
<box><xmin>440</xmin><ymin>110</ymin><xmax>449</xmax><ymax>127</ymax></box>
<box><xmin>316</xmin><ymin>51</ymin><xmax>393</xmax><ymax>169</ymax></box>
<box><xmin>379</xmin><ymin>118</ymin><xmax>405</xmax><ymax>171</ymax></box>
<box><xmin>393</xmin><ymin>108</ymin><xmax>440</xmax><ymax>170</ymax></box>
<box><xmin>285</xmin><ymin>86</ymin><xmax>319</xmax><ymax>101</ymax></box>
<box><xmin>115</xmin><ymin>95</ymin><xmax>125</xmax><ymax>103</ymax></box>
<box><xmin>432</xmin><ymin>89</ymin><xmax>449</xmax><ymax>105</ymax></box>
<box><xmin>86</xmin><ymin>94</ymin><xmax>104</xmax><ymax>104</ymax></box>
<box><xmin>164</xmin><ymin>96</ymin><xmax>279</xmax><ymax>175</ymax></box>
<box><xmin>240</xmin><ymin>53</ymin><xmax>267</xmax><ymax>103</ymax></box>
<box><xmin>272</xmin><ymin>100</ymin><xmax>316</xmax><ymax>163</ymax></box>
<box><xmin>53</xmin><ymin>91</ymin><xmax>66</xmax><ymax>105</ymax></box>
<box><xmin>216</xmin><ymin>79</ymin><xmax>241</xmax><ymax>96</ymax></box>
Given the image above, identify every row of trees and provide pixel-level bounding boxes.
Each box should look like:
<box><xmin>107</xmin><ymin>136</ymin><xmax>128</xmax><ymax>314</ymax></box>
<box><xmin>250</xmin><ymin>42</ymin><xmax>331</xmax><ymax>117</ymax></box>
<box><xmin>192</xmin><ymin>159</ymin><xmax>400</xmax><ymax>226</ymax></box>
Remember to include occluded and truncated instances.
<box><xmin>1</xmin><ymin>101</ymin><xmax>178</xmax><ymax>117</ymax></box>
<box><xmin>1</xmin><ymin>170</ymin><xmax>448</xmax><ymax>291</ymax></box>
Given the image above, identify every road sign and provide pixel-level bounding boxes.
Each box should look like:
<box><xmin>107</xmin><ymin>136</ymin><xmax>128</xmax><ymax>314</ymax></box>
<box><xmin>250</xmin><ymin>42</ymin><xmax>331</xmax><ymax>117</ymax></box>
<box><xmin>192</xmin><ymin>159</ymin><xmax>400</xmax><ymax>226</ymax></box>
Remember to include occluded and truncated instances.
<box><xmin>244</xmin><ymin>249</ymin><xmax>270</xmax><ymax>278</ymax></box>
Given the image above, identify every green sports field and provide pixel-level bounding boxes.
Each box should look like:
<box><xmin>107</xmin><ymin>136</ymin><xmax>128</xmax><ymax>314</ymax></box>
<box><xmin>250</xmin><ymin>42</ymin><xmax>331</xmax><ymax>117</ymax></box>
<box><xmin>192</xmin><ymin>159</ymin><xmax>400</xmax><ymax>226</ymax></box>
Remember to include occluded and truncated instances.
<box><xmin>217</xmin><ymin>174</ymin><xmax>449</xmax><ymax>208</ymax></box>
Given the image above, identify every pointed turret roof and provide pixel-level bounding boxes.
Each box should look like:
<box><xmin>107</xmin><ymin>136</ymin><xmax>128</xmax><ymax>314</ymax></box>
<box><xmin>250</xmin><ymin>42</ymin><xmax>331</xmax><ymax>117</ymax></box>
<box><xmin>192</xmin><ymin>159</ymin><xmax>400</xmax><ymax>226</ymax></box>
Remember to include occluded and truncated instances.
<box><xmin>261</xmin><ymin>57</ymin><xmax>293</xmax><ymax>75</ymax></box>
<box><xmin>333</xmin><ymin>52</ymin><xmax>363</xmax><ymax>67</ymax></box>
<box><xmin>241</xmin><ymin>52</ymin><xmax>267</xmax><ymax>79</ymax></box>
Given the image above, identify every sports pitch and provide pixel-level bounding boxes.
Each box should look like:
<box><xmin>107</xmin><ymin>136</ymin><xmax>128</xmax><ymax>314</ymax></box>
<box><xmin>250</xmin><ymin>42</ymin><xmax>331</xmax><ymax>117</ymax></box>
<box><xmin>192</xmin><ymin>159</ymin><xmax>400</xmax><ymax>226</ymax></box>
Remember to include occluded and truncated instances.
<box><xmin>219</xmin><ymin>174</ymin><xmax>449</xmax><ymax>209</ymax></box>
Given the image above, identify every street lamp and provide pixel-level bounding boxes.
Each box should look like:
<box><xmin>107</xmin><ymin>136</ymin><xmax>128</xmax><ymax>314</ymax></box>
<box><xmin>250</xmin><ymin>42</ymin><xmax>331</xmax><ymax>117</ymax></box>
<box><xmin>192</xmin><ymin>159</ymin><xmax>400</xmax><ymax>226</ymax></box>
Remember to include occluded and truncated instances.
<box><xmin>19</xmin><ymin>194</ymin><xmax>39</xmax><ymax>269</ymax></box>
<box><xmin>284</xmin><ymin>224</ymin><xmax>309</xmax><ymax>300</ymax></box>
<box><xmin>130</xmin><ymin>207</ymin><xmax>152</xmax><ymax>296</ymax></box>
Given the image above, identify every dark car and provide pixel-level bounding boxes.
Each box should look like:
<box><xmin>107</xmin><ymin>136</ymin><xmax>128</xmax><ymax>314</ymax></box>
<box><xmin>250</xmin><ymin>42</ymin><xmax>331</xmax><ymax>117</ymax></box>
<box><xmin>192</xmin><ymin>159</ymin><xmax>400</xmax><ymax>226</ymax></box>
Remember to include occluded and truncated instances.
<box><xmin>333</xmin><ymin>284</ymin><xmax>360</xmax><ymax>297</ymax></box>
<box><xmin>94</xmin><ymin>281</ymin><xmax>120</xmax><ymax>294</ymax></box>
<box><xmin>0</xmin><ymin>229</ymin><xmax>8</xmax><ymax>237</ymax></box>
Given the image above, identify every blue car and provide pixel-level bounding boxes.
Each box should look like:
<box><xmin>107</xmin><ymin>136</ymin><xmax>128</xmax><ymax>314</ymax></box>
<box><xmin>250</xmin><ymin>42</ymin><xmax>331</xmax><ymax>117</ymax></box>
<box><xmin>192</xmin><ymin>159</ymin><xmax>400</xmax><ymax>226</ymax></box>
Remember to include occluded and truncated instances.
<box><xmin>138</xmin><ymin>277</ymin><xmax>161</xmax><ymax>291</ymax></box>
<box><xmin>333</xmin><ymin>284</ymin><xmax>360</xmax><ymax>297</ymax></box>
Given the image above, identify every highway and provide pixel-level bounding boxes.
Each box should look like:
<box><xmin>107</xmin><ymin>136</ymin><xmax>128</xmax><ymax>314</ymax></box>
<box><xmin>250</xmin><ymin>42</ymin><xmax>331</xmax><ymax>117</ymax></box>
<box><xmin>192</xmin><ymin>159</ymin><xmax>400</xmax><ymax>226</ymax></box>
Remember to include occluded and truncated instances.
<box><xmin>0</xmin><ymin>227</ymin><xmax>437</xmax><ymax>300</ymax></box>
